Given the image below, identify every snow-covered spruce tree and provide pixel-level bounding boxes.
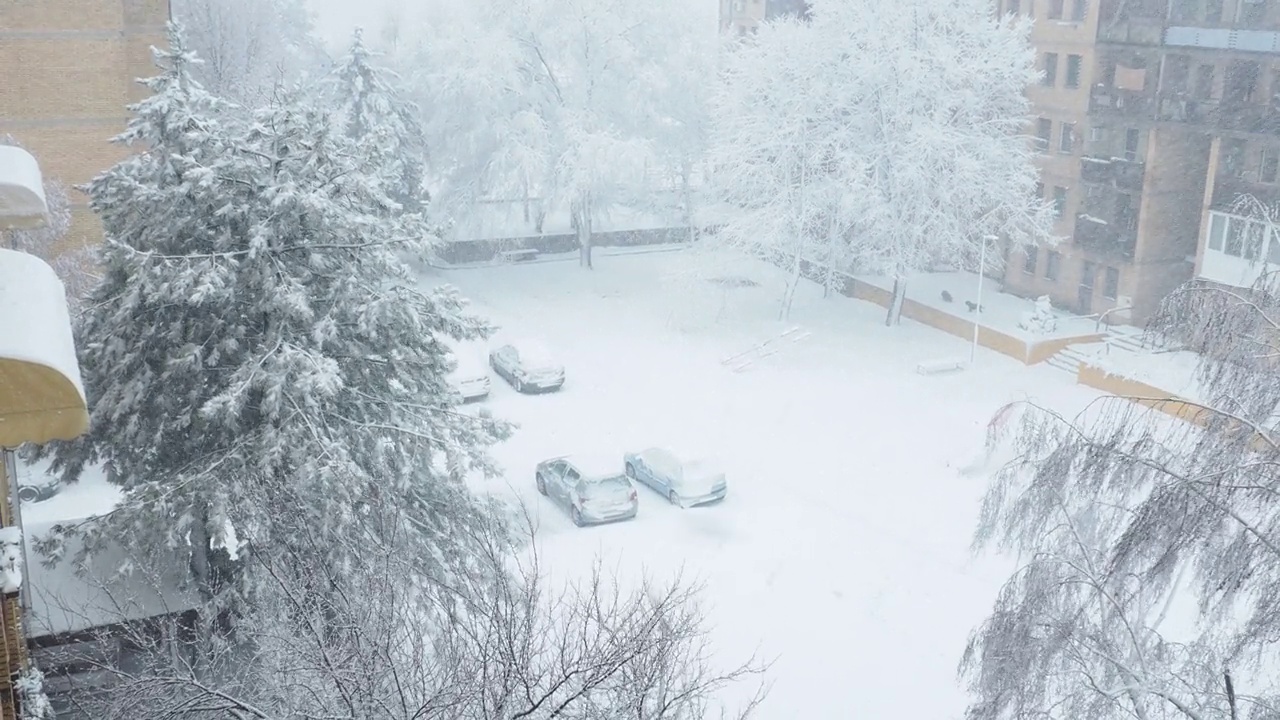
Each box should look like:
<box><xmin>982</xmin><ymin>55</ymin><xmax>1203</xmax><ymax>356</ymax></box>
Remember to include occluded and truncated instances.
<box><xmin>710</xmin><ymin>0</ymin><xmax>1055</xmax><ymax>323</ymax></box>
<box><xmin>325</xmin><ymin>28</ymin><xmax>429</xmax><ymax>215</ymax></box>
<box><xmin>0</xmin><ymin>135</ymin><xmax>95</xmax><ymax>309</ymax></box>
<box><xmin>32</xmin><ymin>24</ymin><xmax>510</xmax><ymax>617</ymax></box>
<box><xmin>961</xmin><ymin>270</ymin><xmax>1280</xmax><ymax>716</ymax></box>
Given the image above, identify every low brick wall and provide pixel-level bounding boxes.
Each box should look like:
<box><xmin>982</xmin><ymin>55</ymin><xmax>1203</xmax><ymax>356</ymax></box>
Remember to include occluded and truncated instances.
<box><xmin>438</xmin><ymin>226</ymin><xmax>692</xmax><ymax>265</ymax></box>
<box><xmin>842</xmin><ymin>274</ymin><xmax>1104</xmax><ymax>365</ymax></box>
<box><xmin>1076</xmin><ymin>364</ymin><xmax>1214</xmax><ymax>426</ymax></box>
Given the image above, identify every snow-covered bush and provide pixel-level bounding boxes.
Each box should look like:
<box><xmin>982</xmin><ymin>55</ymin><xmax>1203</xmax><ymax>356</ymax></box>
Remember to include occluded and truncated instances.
<box><xmin>0</xmin><ymin>526</ymin><xmax>21</xmax><ymax>594</ymax></box>
<box><xmin>1017</xmin><ymin>295</ymin><xmax>1057</xmax><ymax>335</ymax></box>
<box><xmin>15</xmin><ymin>665</ymin><xmax>54</xmax><ymax>720</ymax></box>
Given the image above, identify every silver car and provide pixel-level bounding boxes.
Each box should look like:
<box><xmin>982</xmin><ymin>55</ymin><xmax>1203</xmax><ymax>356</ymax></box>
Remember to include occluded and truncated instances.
<box><xmin>490</xmin><ymin>340</ymin><xmax>565</xmax><ymax>393</ymax></box>
<box><xmin>623</xmin><ymin>447</ymin><xmax>728</xmax><ymax>508</ymax></box>
<box><xmin>536</xmin><ymin>454</ymin><xmax>638</xmax><ymax>526</ymax></box>
<box><xmin>16</xmin><ymin>466</ymin><xmax>61</xmax><ymax>504</ymax></box>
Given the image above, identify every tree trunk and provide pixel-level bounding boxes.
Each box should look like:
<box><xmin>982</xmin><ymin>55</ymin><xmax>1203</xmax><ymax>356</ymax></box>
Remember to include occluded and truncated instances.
<box><xmin>781</xmin><ymin>250</ymin><xmax>803</xmax><ymax>320</ymax></box>
<box><xmin>885</xmin><ymin>277</ymin><xmax>907</xmax><ymax>326</ymax></box>
<box><xmin>572</xmin><ymin>193</ymin><xmax>593</xmax><ymax>269</ymax></box>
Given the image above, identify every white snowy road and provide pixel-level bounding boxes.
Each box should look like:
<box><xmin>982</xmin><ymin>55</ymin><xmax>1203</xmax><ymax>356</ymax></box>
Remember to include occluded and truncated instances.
<box><xmin>438</xmin><ymin>248</ymin><xmax>1105</xmax><ymax>719</ymax></box>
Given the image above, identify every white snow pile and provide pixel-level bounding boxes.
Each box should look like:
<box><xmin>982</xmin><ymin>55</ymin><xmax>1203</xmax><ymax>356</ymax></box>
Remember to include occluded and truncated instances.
<box><xmin>1018</xmin><ymin>295</ymin><xmax>1058</xmax><ymax>336</ymax></box>
<box><xmin>0</xmin><ymin>525</ymin><xmax>23</xmax><ymax>593</ymax></box>
<box><xmin>15</xmin><ymin>664</ymin><xmax>53</xmax><ymax>720</ymax></box>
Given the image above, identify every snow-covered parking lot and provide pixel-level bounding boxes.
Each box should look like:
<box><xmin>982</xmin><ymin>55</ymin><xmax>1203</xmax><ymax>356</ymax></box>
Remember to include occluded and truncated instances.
<box><xmin>436</xmin><ymin>247</ymin><xmax>1107</xmax><ymax>719</ymax></box>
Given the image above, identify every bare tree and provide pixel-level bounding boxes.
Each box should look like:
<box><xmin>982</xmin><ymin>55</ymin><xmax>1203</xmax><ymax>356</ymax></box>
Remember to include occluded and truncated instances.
<box><xmin>36</xmin><ymin>510</ymin><xmax>768</xmax><ymax>720</ymax></box>
<box><xmin>962</xmin><ymin>234</ymin><xmax>1280</xmax><ymax>718</ymax></box>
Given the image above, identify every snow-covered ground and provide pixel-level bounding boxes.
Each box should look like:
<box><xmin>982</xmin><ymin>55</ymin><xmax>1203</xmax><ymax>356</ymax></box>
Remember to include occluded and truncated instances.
<box><xmin>20</xmin><ymin>246</ymin><xmax>1112</xmax><ymax>718</ymax></box>
<box><xmin>435</xmin><ymin>247</ymin><xmax>1108</xmax><ymax>718</ymax></box>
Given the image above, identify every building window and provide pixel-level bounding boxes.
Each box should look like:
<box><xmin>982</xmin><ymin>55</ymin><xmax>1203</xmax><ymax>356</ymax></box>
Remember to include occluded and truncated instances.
<box><xmin>1036</xmin><ymin>118</ymin><xmax>1052</xmax><ymax>151</ymax></box>
<box><xmin>1206</xmin><ymin>0</ymin><xmax>1224</xmax><ymax>22</ymax></box>
<box><xmin>1065</xmin><ymin>55</ymin><xmax>1083</xmax><ymax>88</ymax></box>
<box><xmin>1116</xmin><ymin>193</ymin><xmax>1136</xmax><ymax>230</ymax></box>
<box><xmin>1070</xmin><ymin>0</ymin><xmax>1087</xmax><ymax>20</ymax></box>
<box><xmin>1223</xmin><ymin>138</ymin><xmax>1247</xmax><ymax>177</ymax></box>
<box><xmin>1046</xmin><ymin>250</ymin><xmax>1062</xmax><ymax>280</ymax></box>
<box><xmin>1035</xmin><ymin>181</ymin><xmax>1045</xmax><ymax>199</ymax></box>
<box><xmin>1024</xmin><ymin>246</ymin><xmax>1039</xmax><ymax>274</ymax></box>
<box><xmin>1059</xmin><ymin>123</ymin><xmax>1076</xmax><ymax>153</ymax></box>
<box><xmin>1225</xmin><ymin>215</ymin><xmax>1245</xmax><ymax>255</ymax></box>
<box><xmin>1171</xmin><ymin>0</ymin><xmax>1198</xmax><ymax>21</ymax></box>
<box><xmin>1082</xmin><ymin>260</ymin><xmax>1097</xmax><ymax>286</ymax></box>
<box><xmin>1262</xmin><ymin>148</ymin><xmax>1279</xmax><ymax>183</ymax></box>
<box><xmin>1053</xmin><ymin>186</ymin><xmax>1068</xmax><ymax>216</ymax></box>
<box><xmin>1208</xmin><ymin>211</ymin><xmax>1227</xmax><ymax>251</ymax></box>
<box><xmin>1007</xmin><ymin>0</ymin><xmax>1021</xmax><ymax>13</ymax></box>
<box><xmin>1225</xmin><ymin>61</ymin><xmax>1260</xmax><ymax>104</ymax></box>
<box><xmin>1194</xmin><ymin>64</ymin><xmax>1216</xmax><ymax>100</ymax></box>
<box><xmin>1103</xmin><ymin>267</ymin><xmax>1120</xmax><ymax>299</ymax></box>
<box><xmin>1048</xmin><ymin>0</ymin><xmax>1065</xmax><ymax>18</ymax></box>
<box><xmin>1043</xmin><ymin>53</ymin><xmax>1059</xmax><ymax>86</ymax></box>
<box><xmin>1090</xmin><ymin>126</ymin><xmax>1106</xmax><ymax>141</ymax></box>
<box><xmin>1124</xmin><ymin>128</ymin><xmax>1141</xmax><ymax>161</ymax></box>
<box><xmin>1241</xmin><ymin>0</ymin><xmax>1267</xmax><ymax>26</ymax></box>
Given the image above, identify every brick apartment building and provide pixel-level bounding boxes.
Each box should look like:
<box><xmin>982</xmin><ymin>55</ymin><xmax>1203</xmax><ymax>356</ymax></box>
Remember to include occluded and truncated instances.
<box><xmin>1005</xmin><ymin>0</ymin><xmax>1280</xmax><ymax>324</ymax></box>
<box><xmin>0</xmin><ymin>0</ymin><xmax>170</xmax><ymax>255</ymax></box>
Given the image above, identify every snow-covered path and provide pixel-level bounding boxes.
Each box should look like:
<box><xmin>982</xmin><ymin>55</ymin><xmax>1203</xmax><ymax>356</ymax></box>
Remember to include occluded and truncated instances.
<box><xmin>437</xmin><ymin>248</ymin><xmax>1105</xmax><ymax>719</ymax></box>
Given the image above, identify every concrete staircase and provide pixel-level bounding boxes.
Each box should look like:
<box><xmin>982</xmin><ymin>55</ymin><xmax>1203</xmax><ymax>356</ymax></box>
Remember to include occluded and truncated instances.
<box><xmin>1044</xmin><ymin>326</ymin><xmax>1160</xmax><ymax>375</ymax></box>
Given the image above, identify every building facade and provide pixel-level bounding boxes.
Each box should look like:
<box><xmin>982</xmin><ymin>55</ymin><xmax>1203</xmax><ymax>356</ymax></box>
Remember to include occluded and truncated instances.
<box><xmin>0</xmin><ymin>0</ymin><xmax>170</xmax><ymax>255</ymax></box>
<box><xmin>1005</xmin><ymin>0</ymin><xmax>1280</xmax><ymax>324</ymax></box>
<box><xmin>720</xmin><ymin>0</ymin><xmax>811</xmax><ymax>35</ymax></box>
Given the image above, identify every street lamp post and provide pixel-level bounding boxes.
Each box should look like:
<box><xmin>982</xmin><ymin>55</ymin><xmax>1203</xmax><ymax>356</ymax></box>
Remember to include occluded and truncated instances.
<box><xmin>970</xmin><ymin>235</ymin><xmax>998</xmax><ymax>365</ymax></box>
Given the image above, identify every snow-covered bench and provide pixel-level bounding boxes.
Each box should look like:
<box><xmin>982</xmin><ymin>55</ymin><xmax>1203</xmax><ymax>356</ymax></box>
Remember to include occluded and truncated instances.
<box><xmin>916</xmin><ymin>357</ymin><xmax>967</xmax><ymax>375</ymax></box>
<box><xmin>496</xmin><ymin>248</ymin><xmax>539</xmax><ymax>263</ymax></box>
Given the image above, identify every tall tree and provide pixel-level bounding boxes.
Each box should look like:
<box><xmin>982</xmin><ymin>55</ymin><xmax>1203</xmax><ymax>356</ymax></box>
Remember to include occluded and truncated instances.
<box><xmin>420</xmin><ymin>0</ymin><xmax>706</xmax><ymax>268</ymax></box>
<box><xmin>710</xmin><ymin>0</ymin><xmax>1054</xmax><ymax>322</ymax></box>
<box><xmin>171</xmin><ymin>0</ymin><xmax>327</xmax><ymax>108</ymax></box>
<box><xmin>32</xmin><ymin>24</ymin><xmax>509</xmax><ymax>619</ymax></box>
<box><xmin>325</xmin><ymin>29</ymin><xmax>429</xmax><ymax>214</ymax></box>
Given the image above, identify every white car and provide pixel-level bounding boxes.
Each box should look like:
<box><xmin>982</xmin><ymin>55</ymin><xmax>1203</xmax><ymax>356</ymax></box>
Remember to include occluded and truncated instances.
<box><xmin>447</xmin><ymin>344</ymin><xmax>491</xmax><ymax>401</ymax></box>
<box><xmin>622</xmin><ymin>447</ymin><xmax>728</xmax><ymax>508</ymax></box>
<box><xmin>489</xmin><ymin>339</ymin><xmax>565</xmax><ymax>393</ymax></box>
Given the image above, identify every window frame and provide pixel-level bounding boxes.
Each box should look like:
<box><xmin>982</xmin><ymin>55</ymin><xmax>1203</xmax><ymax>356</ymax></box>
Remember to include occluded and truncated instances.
<box><xmin>1065</xmin><ymin>54</ymin><xmax>1083</xmax><ymax>88</ymax></box>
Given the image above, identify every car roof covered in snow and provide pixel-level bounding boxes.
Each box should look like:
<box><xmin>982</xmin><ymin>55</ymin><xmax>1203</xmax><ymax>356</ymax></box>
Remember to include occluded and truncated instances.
<box><xmin>562</xmin><ymin>453</ymin><xmax>626</xmax><ymax>479</ymax></box>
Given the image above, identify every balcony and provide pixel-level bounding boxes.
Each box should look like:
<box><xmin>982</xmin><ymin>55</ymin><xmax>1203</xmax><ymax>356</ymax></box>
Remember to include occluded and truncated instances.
<box><xmin>1089</xmin><ymin>85</ymin><xmax>1157</xmax><ymax>123</ymax></box>
<box><xmin>1074</xmin><ymin>213</ymin><xmax>1137</xmax><ymax>258</ymax></box>
<box><xmin>1097</xmin><ymin>17</ymin><xmax>1167</xmax><ymax>45</ymax></box>
<box><xmin>1080</xmin><ymin>156</ymin><xmax>1146</xmax><ymax>191</ymax></box>
<box><xmin>1156</xmin><ymin>95</ymin><xmax>1280</xmax><ymax>135</ymax></box>
<box><xmin>1165</xmin><ymin>27</ymin><xmax>1280</xmax><ymax>53</ymax></box>
<box><xmin>1211</xmin><ymin>175</ymin><xmax>1280</xmax><ymax>211</ymax></box>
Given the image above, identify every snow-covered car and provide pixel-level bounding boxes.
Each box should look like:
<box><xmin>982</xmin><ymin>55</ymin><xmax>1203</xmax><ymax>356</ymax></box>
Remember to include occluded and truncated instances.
<box><xmin>535</xmin><ymin>454</ymin><xmax>638</xmax><ymax>527</ymax></box>
<box><xmin>447</xmin><ymin>345</ymin><xmax>491</xmax><ymax>401</ymax></box>
<box><xmin>623</xmin><ymin>447</ymin><xmax>728</xmax><ymax>508</ymax></box>
<box><xmin>489</xmin><ymin>339</ymin><xmax>565</xmax><ymax>393</ymax></box>
<box><xmin>16</xmin><ymin>465</ymin><xmax>61</xmax><ymax>504</ymax></box>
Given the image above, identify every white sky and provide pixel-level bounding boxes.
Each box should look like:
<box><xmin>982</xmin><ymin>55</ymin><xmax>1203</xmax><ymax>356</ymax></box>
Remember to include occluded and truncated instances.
<box><xmin>307</xmin><ymin>0</ymin><xmax>721</xmax><ymax>50</ymax></box>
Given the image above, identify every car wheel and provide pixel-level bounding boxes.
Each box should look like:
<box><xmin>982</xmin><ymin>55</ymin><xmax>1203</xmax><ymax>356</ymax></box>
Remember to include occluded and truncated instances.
<box><xmin>514</xmin><ymin>377</ymin><xmax>525</xmax><ymax>393</ymax></box>
<box><xmin>17</xmin><ymin>486</ymin><xmax>39</xmax><ymax>503</ymax></box>
<box><xmin>571</xmin><ymin>506</ymin><xmax>585</xmax><ymax>527</ymax></box>
<box><xmin>668</xmin><ymin>490</ymin><xmax>684</xmax><ymax>508</ymax></box>
<box><xmin>536</xmin><ymin>474</ymin><xmax>547</xmax><ymax>495</ymax></box>
<box><xmin>624</xmin><ymin>462</ymin><xmax>636</xmax><ymax>479</ymax></box>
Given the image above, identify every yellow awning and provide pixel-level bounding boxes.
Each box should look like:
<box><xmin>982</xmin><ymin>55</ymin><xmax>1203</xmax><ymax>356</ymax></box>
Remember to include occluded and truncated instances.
<box><xmin>0</xmin><ymin>249</ymin><xmax>88</xmax><ymax>447</ymax></box>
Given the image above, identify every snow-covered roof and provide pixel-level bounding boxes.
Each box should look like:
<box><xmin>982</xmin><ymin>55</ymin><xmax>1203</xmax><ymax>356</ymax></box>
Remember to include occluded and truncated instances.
<box><xmin>0</xmin><ymin>249</ymin><xmax>89</xmax><ymax>448</ymax></box>
<box><xmin>23</xmin><ymin>518</ymin><xmax>199</xmax><ymax>638</ymax></box>
<box><xmin>0</xmin><ymin>146</ymin><xmax>49</xmax><ymax>230</ymax></box>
